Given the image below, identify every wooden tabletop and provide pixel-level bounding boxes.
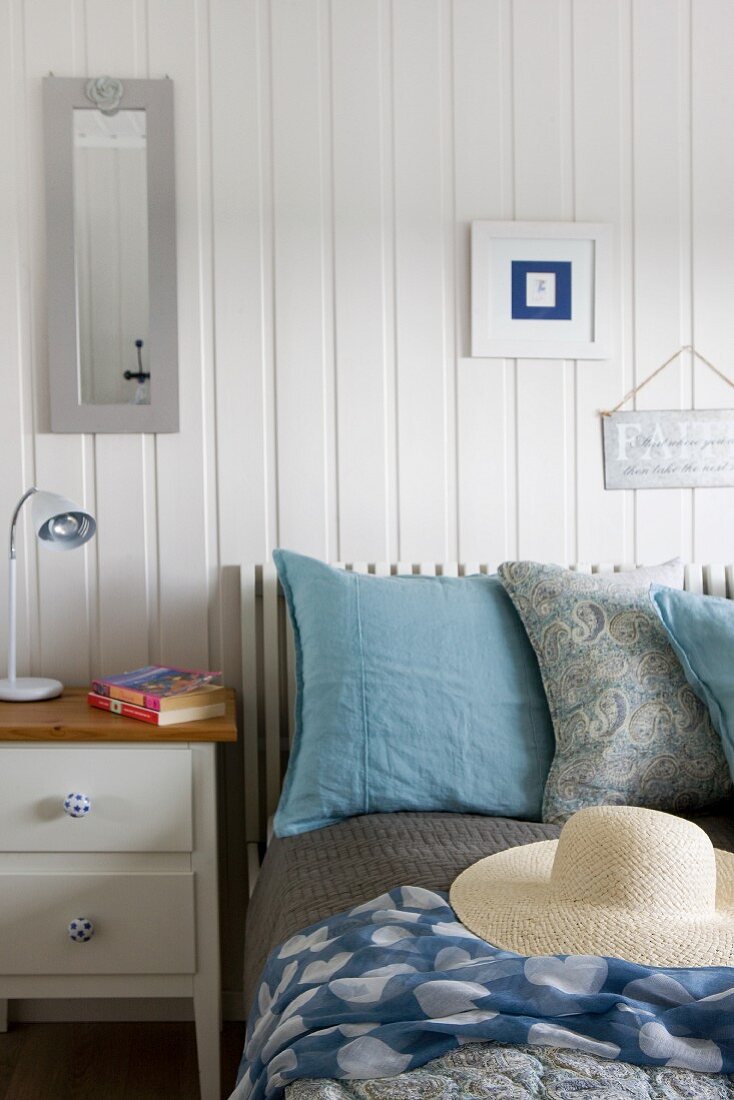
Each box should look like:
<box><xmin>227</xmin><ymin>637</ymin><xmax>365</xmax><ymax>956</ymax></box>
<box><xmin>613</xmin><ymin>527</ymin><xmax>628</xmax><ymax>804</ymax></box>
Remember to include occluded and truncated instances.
<box><xmin>0</xmin><ymin>687</ymin><xmax>238</xmax><ymax>742</ymax></box>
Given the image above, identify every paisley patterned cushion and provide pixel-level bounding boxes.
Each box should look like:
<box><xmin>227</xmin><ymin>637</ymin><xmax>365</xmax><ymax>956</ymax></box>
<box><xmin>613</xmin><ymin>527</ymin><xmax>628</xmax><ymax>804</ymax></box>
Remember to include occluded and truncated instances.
<box><xmin>497</xmin><ymin>562</ymin><xmax>732</xmax><ymax>824</ymax></box>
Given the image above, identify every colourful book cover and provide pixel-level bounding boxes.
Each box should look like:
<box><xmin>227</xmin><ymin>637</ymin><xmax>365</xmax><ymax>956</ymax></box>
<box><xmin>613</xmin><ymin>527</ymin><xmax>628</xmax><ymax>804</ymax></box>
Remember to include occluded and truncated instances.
<box><xmin>91</xmin><ymin>664</ymin><xmax>222</xmax><ymax>709</ymax></box>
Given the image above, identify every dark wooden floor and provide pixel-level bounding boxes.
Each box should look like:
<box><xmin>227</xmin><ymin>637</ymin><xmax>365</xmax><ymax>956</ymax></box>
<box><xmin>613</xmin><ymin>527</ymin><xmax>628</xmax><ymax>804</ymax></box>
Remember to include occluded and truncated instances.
<box><xmin>0</xmin><ymin>1021</ymin><xmax>246</xmax><ymax>1099</ymax></box>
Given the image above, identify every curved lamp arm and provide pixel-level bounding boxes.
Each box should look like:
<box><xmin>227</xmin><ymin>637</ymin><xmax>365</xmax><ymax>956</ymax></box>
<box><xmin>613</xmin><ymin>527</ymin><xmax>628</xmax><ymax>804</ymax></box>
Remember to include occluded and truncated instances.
<box><xmin>7</xmin><ymin>487</ymin><xmax>37</xmax><ymax>681</ymax></box>
<box><xmin>9</xmin><ymin>487</ymin><xmax>37</xmax><ymax>560</ymax></box>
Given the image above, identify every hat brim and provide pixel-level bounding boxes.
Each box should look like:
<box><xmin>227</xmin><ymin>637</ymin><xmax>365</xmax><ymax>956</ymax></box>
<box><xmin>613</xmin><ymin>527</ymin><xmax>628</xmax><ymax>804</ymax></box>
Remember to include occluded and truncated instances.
<box><xmin>450</xmin><ymin>840</ymin><xmax>734</xmax><ymax>968</ymax></box>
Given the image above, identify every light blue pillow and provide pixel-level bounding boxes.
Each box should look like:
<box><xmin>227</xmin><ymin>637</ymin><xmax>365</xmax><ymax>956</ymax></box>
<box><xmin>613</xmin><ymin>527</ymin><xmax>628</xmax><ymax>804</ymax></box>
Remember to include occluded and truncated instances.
<box><xmin>651</xmin><ymin>584</ymin><xmax>734</xmax><ymax>783</ymax></box>
<box><xmin>273</xmin><ymin>550</ymin><xmax>555</xmax><ymax>836</ymax></box>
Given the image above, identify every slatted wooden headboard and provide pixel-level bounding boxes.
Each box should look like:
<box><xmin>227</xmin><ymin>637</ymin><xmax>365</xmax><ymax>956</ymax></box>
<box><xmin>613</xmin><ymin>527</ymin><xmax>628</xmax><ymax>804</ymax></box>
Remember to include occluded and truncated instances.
<box><xmin>241</xmin><ymin>560</ymin><xmax>734</xmax><ymax>877</ymax></box>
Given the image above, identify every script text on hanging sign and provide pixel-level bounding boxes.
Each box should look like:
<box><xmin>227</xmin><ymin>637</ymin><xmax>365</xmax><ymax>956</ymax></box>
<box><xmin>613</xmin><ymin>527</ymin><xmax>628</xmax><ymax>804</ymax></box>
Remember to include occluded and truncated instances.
<box><xmin>602</xmin><ymin>409</ymin><xmax>734</xmax><ymax>490</ymax></box>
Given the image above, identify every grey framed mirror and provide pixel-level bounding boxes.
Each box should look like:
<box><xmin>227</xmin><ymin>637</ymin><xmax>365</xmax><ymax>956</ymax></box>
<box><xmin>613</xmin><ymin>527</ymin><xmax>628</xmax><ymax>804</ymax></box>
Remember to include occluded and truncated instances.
<box><xmin>44</xmin><ymin>76</ymin><xmax>179</xmax><ymax>432</ymax></box>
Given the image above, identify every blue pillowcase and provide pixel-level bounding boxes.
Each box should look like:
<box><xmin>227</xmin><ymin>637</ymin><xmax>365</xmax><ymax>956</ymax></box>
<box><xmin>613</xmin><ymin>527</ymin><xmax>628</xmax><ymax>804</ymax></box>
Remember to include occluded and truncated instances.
<box><xmin>651</xmin><ymin>584</ymin><xmax>734</xmax><ymax>783</ymax></box>
<box><xmin>273</xmin><ymin>550</ymin><xmax>555</xmax><ymax>836</ymax></box>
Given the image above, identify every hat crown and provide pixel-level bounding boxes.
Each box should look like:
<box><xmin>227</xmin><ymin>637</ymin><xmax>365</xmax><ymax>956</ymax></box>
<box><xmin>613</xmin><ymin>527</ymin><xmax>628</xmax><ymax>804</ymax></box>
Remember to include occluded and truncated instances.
<box><xmin>549</xmin><ymin>805</ymin><xmax>717</xmax><ymax>915</ymax></box>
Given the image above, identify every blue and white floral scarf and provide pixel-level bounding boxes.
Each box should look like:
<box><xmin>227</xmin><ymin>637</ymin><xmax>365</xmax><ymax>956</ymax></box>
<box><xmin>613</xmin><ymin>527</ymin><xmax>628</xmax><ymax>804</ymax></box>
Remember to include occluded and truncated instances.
<box><xmin>231</xmin><ymin>887</ymin><xmax>734</xmax><ymax>1100</ymax></box>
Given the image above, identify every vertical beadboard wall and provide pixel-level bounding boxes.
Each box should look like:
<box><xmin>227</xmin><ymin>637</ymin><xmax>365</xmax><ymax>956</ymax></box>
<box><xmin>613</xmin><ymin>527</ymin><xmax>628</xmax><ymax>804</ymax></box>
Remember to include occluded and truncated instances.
<box><xmin>3</xmin><ymin>0</ymin><xmax>734</xmax><ymax>1007</ymax></box>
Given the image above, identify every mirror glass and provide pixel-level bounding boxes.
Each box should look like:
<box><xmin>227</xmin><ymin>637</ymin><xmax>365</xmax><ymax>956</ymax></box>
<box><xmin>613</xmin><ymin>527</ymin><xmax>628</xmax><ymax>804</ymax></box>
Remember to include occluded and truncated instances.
<box><xmin>46</xmin><ymin>77</ymin><xmax>178</xmax><ymax>432</ymax></box>
<box><xmin>73</xmin><ymin>107</ymin><xmax>150</xmax><ymax>405</ymax></box>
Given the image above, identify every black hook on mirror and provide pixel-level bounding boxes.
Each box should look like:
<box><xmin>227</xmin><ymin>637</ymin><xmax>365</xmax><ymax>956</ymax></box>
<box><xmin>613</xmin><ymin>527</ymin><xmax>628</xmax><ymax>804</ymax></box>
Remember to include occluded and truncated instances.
<box><xmin>123</xmin><ymin>338</ymin><xmax>150</xmax><ymax>383</ymax></box>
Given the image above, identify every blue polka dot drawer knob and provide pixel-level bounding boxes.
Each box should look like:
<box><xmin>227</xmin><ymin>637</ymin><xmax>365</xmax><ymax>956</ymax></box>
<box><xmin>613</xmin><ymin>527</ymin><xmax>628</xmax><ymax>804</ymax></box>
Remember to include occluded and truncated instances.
<box><xmin>63</xmin><ymin>792</ymin><xmax>91</xmax><ymax>818</ymax></box>
<box><xmin>68</xmin><ymin>918</ymin><xmax>94</xmax><ymax>943</ymax></box>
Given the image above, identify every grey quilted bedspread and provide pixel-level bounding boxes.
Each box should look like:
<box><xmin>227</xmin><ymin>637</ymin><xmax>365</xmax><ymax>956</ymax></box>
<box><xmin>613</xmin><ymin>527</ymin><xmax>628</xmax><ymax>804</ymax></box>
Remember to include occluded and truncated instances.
<box><xmin>243</xmin><ymin>805</ymin><xmax>734</xmax><ymax>1016</ymax></box>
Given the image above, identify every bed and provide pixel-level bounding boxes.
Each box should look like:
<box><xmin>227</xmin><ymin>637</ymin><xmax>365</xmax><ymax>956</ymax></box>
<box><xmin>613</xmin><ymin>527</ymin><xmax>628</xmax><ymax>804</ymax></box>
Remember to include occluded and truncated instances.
<box><xmin>236</xmin><ymin>559</ymin><xmax>734</xmax><ymax>1099</ymax></box>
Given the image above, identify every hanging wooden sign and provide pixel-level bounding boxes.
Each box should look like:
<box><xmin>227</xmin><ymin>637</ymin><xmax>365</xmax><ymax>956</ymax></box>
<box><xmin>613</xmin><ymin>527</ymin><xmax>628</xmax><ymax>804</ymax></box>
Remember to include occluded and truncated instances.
<box><xmin>602</xmin><ymin>408</ymin><xmax>734</xmax><ymax>490</ymax></box>
<box><xmin>601</xmin><ymin>345</ymin><xmax>734</xmax><ymax>490</ymax></box>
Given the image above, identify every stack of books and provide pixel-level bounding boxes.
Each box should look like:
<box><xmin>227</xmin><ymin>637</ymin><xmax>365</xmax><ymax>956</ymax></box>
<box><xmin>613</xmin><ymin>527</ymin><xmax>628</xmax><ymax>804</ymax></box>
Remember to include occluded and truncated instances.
<box><xmin>88</xmin><ymin>665</ymin><xmax>225</xmax><ymax>726</ymax></box>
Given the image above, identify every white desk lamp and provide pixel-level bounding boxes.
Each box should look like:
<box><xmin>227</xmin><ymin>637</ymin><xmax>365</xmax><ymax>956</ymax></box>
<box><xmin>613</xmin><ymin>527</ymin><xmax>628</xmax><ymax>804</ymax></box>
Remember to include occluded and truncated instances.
<box><xmin>0</xmin><ymin>487</ymin><xmax>97</xmax><ymax>702</ymax></box>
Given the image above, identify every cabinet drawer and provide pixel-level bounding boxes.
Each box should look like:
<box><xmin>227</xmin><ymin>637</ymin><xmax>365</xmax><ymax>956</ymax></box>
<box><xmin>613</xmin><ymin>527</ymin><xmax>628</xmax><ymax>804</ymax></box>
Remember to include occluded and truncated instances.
<box><xmin>0</xmin><ymin>872</ymin><xmax>195</xmax><ymax>974</ymax></box>
<box><xmin>0</xmin><ymin>748</ymin><xmax>192</xmax><ymax>852</ymax></box>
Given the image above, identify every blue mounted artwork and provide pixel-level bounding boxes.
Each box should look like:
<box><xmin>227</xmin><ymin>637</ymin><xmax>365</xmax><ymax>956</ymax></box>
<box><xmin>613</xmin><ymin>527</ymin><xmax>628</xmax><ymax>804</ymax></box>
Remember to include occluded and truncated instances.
<box><xmin>471</xmin><ymin>221</ymin><xmax>611</xmax><ymax>358</ymax></box>
<box><xmin>511</xmin><ymin>260</ymin><xmax>572</xmax><ymax>320</ymax></box>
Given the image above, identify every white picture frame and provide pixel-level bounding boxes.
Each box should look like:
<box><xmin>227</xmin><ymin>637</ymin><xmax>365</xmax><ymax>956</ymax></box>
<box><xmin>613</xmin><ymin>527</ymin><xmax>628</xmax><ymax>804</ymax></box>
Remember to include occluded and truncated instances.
<box><xmin>471</xmin><ymin>220</ymin><xmax>612</xmax><ymax>359</ymax></box>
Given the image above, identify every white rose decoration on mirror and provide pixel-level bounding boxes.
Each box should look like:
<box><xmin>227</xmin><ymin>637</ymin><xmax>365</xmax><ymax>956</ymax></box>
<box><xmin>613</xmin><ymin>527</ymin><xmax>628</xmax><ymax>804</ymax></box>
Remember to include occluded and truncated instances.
<box><xmin>85</xmin><ymin>76</ymin><xmax>124</xmax><ymax>115</ymax></box>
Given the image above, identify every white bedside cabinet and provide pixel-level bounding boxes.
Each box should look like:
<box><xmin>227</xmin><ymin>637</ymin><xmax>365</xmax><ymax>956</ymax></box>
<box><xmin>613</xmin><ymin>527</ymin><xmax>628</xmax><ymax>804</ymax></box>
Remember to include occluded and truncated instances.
<box><xmin>0</xmin><ymin>687</ymin><xmax>237</xmax><ymax>1100</ymax></box>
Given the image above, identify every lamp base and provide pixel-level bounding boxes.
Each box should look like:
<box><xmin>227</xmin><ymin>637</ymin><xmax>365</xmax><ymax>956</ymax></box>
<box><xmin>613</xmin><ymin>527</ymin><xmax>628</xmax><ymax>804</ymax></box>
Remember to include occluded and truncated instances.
<box><xmin>0</xmin><ymin>677</ymin><xmax>63</xmax><ymax>702</ymax></box>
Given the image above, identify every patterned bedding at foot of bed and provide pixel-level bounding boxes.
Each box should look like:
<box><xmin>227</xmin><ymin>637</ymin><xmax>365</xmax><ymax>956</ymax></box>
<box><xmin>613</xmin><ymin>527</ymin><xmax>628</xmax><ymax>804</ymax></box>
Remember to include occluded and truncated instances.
<box><xmin>284</xmin><ymin>1041</ymin><xmax>734</xmax><ymax>1099</ymax></box>
<box><xmin>236</xmin><ymin>886</ymin><xmax>734</xmax><ymax>1100</ymax></box>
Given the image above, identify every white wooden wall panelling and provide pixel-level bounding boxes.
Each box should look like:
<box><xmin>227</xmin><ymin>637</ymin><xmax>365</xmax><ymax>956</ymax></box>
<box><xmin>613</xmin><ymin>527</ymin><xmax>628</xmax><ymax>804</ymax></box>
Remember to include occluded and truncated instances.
<box><xmin>0</xmin><ymin>0</ymin><xmax>34</xmax><ymax>678</ymax></box>
<box><xmin>148</xmin><ymin>0</ymin><xmax>214</xmax><ymax>669</ymax></box>
<box><xmin>572</xmin><ymin>0</ymin><xmax>632</xmax><ymax>565</ymax></box>
<box><xmin>332</xmin><ymin>0</ymin><xmax>392</xmax><ymax>563</ymax></box>
<box><xmin>439</xmin><ymin>0</ymin><xmax>458</xmax><ymax>564</ymax></box>
<box><xmin>558</xmin><ymin>0</ymin><xmax>577</xmax><ymax>565</ymax></box>
<box><xmin>453</xmin><ymin>0</ymin><xmax>516</xmax><ymax>565</ymax></box>
<box><xmin>85</xmin><ymin>0</ymin><xmax>152</xmax><ymax>677</ymax></box>
<box><xmin>24</xmin><ymin>0</ymin><xmax>97</xmax><ymax>688</ymax></box>
<box><xmin>210</xmin><ymin>0</ymin><xmax>276</xmax><ymax>570</ymax></box>
<box><xmin>691</xmin><ymin>0</ymin><xmax>734</xmax><ymax>562</ymax></box>
<box><xmin>513</xmin><ymin>0</ymin><xmax>575</xmax><ymax>562</ymax></box>
<box><xmin>94</xmin><ymin>441</ymin><xmax>152</xmax><ymax>674</ymax></box>
<box><xmin>632</xmin><ymin>1</ymin><xmax>692</xmax><ymax>564</ymax></box>
<box><xmin>271</xmin><ymin>0</ymin><xmax>336</xmax><ymax>559</ymax></box>
<box><xmin>379</xmin><ymin>0</ymin><xmax>400</xmax><ymax>563</ymax></box>
<box><xmin>676</xmin><ymin>0</ymin><xmax>693</xmax><ymax>507</ymax></box>
<box><xmin>392</xmin><ymin>0</ymin><xmax>452</xmax><ymax>561</ymax></box>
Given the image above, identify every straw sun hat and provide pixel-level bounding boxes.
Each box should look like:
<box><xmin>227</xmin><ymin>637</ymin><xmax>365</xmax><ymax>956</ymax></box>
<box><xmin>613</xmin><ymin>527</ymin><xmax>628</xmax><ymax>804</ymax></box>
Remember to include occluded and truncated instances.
<box><xmin>450</xmin><ymin>805</ymin><xmax>734</xmax><ymax>968</ymax></box>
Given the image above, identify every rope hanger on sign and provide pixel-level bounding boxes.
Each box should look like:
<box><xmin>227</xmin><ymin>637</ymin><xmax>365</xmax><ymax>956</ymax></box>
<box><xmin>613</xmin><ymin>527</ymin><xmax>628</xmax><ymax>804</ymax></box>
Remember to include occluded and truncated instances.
<box><xmin>600</xmin><ymin>345</ymin><xmax>734</xmax><ymax>417</ymax></box>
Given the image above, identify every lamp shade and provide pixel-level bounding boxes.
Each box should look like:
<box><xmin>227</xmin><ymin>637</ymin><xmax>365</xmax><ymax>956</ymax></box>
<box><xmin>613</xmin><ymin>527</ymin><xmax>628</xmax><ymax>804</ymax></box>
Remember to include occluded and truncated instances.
<box><xmin>31</xmin><ymin>491</ymin><xmax>96</xmax><ymax>551</ymax></box>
